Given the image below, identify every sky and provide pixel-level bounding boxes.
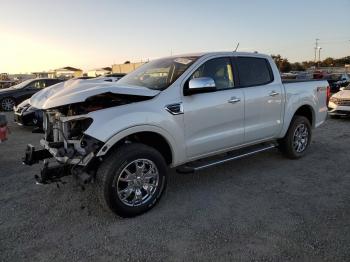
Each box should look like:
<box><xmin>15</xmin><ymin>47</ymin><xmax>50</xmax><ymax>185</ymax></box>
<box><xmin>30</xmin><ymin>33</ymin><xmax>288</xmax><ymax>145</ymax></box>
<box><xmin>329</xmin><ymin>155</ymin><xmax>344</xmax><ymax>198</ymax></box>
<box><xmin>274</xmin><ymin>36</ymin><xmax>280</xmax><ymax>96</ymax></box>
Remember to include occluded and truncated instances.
<box><xmin>0</xmin><ymin>0</ymin><xmax>349</xmax><ymax>73</ymax></box>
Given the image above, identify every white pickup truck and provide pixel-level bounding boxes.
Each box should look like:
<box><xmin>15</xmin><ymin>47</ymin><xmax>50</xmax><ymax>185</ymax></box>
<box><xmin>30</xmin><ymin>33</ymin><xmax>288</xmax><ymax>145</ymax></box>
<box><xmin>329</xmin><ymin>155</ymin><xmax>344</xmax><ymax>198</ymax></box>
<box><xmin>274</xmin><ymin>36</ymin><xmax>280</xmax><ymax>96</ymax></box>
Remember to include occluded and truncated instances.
<box><xmin>24</xmin><ymin>52</ymin><xmax>329</xmax><ymax>217</ymax></box>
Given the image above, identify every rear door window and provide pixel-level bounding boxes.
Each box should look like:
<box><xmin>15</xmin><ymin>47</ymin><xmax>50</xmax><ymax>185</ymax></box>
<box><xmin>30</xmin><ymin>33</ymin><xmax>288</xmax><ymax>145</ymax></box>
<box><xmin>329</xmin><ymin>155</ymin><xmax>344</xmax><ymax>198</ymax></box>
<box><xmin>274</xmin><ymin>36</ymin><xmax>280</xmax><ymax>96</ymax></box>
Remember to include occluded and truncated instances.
<box><xmin>236</xmin><ymin>57</ymin><xmax>273</xmax><ymax>86</ymax></box>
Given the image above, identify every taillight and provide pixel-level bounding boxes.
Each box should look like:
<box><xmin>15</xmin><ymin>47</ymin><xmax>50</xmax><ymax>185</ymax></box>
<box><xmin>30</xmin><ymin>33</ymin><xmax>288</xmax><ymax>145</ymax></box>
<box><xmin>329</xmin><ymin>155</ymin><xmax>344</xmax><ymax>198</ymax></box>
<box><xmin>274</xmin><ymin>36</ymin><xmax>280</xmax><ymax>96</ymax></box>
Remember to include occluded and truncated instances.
<box><xmin>326</xmin><ymin>86</ymin><xmax>330</xmax><ymax>104</ymax></box>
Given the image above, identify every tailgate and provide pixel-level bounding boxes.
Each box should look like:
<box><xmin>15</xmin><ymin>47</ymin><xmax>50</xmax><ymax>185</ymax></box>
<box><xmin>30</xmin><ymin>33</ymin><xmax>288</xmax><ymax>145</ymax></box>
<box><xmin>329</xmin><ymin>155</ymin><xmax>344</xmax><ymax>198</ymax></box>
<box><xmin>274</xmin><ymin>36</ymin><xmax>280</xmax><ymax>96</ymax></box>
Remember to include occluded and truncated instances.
<box><xmin>313</xmin><ymin>81</ymin><xmax>329</xmax><ymax>127</ymax></box>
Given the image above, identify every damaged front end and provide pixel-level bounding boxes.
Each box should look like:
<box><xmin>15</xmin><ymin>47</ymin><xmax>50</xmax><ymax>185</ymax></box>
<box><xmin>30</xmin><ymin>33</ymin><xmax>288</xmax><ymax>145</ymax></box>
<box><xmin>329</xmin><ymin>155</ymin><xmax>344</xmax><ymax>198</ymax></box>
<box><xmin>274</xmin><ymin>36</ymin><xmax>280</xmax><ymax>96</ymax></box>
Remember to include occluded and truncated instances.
<box><xmin>23</xmin><ymin>80</ymin><xmax>159</xmax><ymax>185</ymax></box>
<box><xmin>24</xmin><ymin>108</ymin><xmax>104</xmax><ymax>185</ymax></box>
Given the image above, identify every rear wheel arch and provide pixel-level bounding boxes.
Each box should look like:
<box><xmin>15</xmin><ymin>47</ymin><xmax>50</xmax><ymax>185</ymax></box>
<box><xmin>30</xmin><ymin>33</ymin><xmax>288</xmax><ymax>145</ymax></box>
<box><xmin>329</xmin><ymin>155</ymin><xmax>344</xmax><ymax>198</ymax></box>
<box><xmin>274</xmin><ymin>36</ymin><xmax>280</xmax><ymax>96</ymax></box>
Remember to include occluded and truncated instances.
<box><xmin>280</xmin><ymin>104</ymin><xmax>315</xmax><ymax>139</ymax></box>
<box><xmin>293</xmin><ymin>105</ymin><xmax>315</xmax><ymax>127</ymax></box>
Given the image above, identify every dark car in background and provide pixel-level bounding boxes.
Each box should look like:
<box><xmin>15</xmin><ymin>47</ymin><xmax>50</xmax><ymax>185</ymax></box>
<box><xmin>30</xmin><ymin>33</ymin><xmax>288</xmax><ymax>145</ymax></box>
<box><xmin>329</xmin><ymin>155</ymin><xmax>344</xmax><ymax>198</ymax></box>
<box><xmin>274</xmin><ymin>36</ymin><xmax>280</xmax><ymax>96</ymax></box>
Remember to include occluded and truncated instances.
<box><xmin>0</xmin><ymin>78</ymin><xmax>62</xmax><ymax>111</ymax></box>
<box><xmin>13</xmin><ymin>75</ymin><xmax>127</xmax><ymax>128</ymax></box>
<box><xmin>326</xmin><ymin>73</ymin><xmax>350</xmax><ymax>93</ymax></box>
<box><xmin>13</xmin><ymin>99</ymin><xmax>44</xmax><ymax>128</ymax></box>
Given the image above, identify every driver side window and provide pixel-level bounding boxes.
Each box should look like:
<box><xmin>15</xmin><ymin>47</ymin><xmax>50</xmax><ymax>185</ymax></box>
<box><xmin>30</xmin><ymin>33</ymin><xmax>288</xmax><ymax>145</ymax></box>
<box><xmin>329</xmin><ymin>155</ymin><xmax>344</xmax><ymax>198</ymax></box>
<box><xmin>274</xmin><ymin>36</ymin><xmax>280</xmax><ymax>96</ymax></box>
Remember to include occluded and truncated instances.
<box><xmin>191</xmin><ymin>57</ymin><xmax>235</xmax><ymax>90</ymax></box>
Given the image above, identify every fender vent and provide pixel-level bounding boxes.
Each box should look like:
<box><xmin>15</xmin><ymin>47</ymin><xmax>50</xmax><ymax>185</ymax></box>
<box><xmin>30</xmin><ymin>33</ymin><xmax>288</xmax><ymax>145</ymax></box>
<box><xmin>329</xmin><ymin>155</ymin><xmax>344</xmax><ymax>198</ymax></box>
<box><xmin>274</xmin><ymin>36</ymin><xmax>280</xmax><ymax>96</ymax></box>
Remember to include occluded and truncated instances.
<box><xmin>165</xmin><ymin>103</ymin><xmax>183</xmax><ymax>115</ymax></box>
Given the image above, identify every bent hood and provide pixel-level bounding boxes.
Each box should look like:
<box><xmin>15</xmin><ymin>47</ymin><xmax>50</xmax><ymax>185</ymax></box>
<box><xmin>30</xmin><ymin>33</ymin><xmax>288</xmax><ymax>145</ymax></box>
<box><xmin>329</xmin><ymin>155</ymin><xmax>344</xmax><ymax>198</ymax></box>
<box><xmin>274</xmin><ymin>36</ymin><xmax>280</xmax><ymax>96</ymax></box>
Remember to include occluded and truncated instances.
<box><xmin>29</xmin><ymin>79</ymin><xmax>160</xmax><ymax>109</ymax></box>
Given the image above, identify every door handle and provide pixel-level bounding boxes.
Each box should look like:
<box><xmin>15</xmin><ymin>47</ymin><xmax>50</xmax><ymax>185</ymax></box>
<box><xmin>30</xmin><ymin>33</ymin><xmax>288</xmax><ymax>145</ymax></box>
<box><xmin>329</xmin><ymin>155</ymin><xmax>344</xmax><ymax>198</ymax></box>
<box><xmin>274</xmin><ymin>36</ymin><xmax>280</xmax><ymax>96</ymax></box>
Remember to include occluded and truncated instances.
<box><xmin>269</xmin><ymin>91</ymin><xmax>279</xmax><ymax>97</ymax></box>
<box><xmin>228</xmin><ymin>97</ymin><xmax>241</xmax><ymax>103</ymax></box>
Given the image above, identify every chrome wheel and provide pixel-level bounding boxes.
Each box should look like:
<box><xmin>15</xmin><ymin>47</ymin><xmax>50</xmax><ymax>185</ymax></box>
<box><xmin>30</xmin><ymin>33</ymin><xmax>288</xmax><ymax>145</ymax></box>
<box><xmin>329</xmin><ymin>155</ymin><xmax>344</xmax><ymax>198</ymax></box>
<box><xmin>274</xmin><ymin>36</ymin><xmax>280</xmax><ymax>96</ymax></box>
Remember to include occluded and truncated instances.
<box><xmin>293</xmin><ymin>123</ymin><xmax>309</xmax><ymax>153</ymax></box>
<box><xmin>1</xmin><ymin>98</ymin><xmax>15</xmax><ymax>111</ymax></box>
<box><xmin>116</xmin><ymin>159</ymin><xmax>159</xmax><ymax>207</ymax></box>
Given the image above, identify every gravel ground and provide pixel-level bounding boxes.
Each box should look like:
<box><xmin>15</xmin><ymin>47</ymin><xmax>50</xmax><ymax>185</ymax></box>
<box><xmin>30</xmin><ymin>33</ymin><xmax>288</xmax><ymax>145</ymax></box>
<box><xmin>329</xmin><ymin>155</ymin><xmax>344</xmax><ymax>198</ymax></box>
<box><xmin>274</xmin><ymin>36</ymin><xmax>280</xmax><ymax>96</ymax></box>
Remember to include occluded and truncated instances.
<box><xmin>0</xmin><ymin>112</ymin><xmax>349</xmax><ymax>262</ymax></box>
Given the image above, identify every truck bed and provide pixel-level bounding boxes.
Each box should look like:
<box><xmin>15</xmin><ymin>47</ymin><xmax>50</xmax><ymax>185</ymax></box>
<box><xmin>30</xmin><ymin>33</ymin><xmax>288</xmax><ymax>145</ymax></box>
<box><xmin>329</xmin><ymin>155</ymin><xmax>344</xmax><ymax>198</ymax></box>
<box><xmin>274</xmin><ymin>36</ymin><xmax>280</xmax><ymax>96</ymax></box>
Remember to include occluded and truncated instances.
<box><xmin>282</xmin><ymin>79</ymin><xmax>326</xmax><ymax>84</ymax></box>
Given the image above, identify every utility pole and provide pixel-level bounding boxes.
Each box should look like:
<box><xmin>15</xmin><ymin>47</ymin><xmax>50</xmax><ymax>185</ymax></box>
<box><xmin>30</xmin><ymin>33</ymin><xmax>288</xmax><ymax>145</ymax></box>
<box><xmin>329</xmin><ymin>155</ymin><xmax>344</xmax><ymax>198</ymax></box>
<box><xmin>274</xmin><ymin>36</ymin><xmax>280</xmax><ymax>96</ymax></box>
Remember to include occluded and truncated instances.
<box><xmin>318</xmin><ymin>47</ymin><xmax>322</xmax><ymax>68</ymax></box>
<box><xmin>314</xmin><ymin>38</ymin><xmax>319</xmax><ymax>63</ymax></box>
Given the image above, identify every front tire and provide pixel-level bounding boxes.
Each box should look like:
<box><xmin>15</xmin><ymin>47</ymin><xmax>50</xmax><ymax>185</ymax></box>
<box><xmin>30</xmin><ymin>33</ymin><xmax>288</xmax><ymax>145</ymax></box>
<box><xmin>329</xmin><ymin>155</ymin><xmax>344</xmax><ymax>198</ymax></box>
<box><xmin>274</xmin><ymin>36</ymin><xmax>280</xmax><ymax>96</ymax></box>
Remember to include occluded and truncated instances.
<box><xmin>279</xmin><ymin>116</ymin><xmax>312</xmax><ymax>159</ymax></box>
<box><xmin>96</xmin><ymin>143</ymin><xmax>167</xmax><ymax>217</ymax></box>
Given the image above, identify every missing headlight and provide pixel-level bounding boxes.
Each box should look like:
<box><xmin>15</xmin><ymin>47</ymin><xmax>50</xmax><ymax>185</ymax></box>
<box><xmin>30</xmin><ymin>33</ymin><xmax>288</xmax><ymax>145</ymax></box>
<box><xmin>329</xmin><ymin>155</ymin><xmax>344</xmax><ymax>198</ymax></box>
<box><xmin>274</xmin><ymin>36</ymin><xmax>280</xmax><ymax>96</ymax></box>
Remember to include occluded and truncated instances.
<box><xmin>66</xmin><ymin>118</ymin><xmax>93</xmax><ymax>140</ymax></box>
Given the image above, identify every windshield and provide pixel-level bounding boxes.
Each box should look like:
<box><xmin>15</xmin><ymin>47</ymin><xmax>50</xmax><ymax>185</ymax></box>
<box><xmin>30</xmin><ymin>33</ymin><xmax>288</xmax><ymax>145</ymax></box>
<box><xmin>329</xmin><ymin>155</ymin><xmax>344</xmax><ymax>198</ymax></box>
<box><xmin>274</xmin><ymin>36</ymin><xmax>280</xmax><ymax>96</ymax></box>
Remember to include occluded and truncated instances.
<box><xmin>117</xmin><ymin>56</ymin><xmax>199</xmax><ymax>90</ymax></box>
<box><xmin>12</xmin><ymin>79</ymin><xmax>34</xmax><ymax>89</ymax></box>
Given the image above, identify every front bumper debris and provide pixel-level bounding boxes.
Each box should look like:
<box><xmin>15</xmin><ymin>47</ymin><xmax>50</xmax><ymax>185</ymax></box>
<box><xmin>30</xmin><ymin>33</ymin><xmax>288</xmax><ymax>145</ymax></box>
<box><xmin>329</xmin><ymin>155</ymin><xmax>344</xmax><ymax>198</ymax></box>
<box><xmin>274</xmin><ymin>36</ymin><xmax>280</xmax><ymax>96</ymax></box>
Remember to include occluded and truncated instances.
<box><xmin>23</xmin><ymin>143</ymin><xmax>97</xmax><ymax>185</ymax></box>
<box><xmin>39</xmin><ymin>139</ymin><xmax>95</xmax><ymax>166</ymax></box>
<box><xmin>23</xmin><ymin>110</ymin><xmax>103</xmax><ymax>185</ymax></box>
<box><xmin>34</xmin><ymin>161</ymin><xmax>70</xmax><ymax>184</ymax></box>
<box><xmin>23</xmin><ymin>145</ymin><xmax>71</xmax><ymax>184</ymax></box>
<box><xmin>23</xmin><ymin>144</ymin><xmax>52</xmax><ymax>165</ymax></box>
<box><xmin>34</xmin><ymin>161</ymin><xmax>93</xmax><ymax>185</ymax></box>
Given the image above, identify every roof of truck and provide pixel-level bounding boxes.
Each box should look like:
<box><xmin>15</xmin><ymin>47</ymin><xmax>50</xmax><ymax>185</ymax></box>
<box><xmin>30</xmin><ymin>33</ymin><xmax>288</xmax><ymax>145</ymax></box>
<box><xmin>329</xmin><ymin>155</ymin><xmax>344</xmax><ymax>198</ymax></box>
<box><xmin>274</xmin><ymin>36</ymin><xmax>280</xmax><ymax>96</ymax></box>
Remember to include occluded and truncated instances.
<box><xmin>168</xmin><ymin>51</ymin><xmax>271</xmax><ymax>59</ymax></box>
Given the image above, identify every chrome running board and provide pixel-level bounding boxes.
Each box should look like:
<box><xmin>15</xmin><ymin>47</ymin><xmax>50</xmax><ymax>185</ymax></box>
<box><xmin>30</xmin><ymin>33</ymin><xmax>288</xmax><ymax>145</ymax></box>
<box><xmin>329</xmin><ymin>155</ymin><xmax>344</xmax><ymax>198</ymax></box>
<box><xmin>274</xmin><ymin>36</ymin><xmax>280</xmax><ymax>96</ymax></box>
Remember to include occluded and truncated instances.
<box><xmin>176</xmin><ymin>143</ymin><xmax>277</xmax><ymax>174</ymax></box>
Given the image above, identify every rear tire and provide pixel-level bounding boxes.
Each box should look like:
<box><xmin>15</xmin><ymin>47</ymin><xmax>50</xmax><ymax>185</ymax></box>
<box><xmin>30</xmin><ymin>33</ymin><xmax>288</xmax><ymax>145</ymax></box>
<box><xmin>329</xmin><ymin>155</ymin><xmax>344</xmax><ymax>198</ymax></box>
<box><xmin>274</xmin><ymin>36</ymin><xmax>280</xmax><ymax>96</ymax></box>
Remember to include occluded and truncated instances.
<box><xmin>278</xmin><ymin>116</ymin><xmax>312</xmax><ymax>159</ymax></box>
<box><xmin>95</xmin><ymin>143</ymin><xmax>167</xmax><ymax>217</ymax></box>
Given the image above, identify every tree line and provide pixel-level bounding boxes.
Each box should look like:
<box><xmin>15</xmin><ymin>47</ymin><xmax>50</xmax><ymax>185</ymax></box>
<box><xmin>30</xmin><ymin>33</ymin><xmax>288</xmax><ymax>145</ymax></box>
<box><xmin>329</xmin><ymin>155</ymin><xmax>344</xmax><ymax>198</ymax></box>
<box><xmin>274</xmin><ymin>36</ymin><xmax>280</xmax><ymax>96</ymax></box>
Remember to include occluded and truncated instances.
<box><xmin>271</xmin><ymin>54</ymin><xmax>350</xmax><ymax>73</ymax></box>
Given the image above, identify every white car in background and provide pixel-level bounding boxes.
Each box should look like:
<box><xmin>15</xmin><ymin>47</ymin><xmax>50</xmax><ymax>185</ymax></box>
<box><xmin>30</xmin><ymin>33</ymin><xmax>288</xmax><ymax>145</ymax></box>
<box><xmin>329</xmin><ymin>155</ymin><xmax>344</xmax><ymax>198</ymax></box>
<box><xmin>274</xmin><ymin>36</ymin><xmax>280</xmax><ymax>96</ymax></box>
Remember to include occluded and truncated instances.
<box><xmin>70</xmin><ymin>74</ymin><xmax>126</xmax><ymax>84</ymax></box>
<box><xmin>328</xmin><ymin>84</ymin><xmax>350</xmax><ymax>117</ymax></box>
<box><xmin>93</xmin><ymin>73</ymin><xmax>126</xmax><ymax>82</ymax></box>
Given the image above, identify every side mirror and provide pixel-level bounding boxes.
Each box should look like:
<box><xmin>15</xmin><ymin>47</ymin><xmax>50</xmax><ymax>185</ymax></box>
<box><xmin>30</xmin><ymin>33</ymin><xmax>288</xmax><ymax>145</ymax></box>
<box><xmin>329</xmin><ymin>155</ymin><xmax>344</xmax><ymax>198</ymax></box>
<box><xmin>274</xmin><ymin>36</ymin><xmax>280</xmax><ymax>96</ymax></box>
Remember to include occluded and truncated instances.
<box><xmin>187</xmin><ymin>77</ymin><xmax>216</xmax><ymax>95</ymax></box>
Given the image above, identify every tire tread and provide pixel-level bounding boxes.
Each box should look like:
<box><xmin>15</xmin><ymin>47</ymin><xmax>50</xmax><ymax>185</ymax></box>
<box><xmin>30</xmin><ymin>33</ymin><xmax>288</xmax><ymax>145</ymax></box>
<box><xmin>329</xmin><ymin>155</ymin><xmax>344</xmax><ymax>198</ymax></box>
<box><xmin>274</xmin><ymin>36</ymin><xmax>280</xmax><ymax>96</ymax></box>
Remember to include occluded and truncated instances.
<box><xmin>279</xmin><ymin>115</ymin><xmax>312</xmax><ymax>159</ymax></box>
<box><xmin>95</xmin><ymin>142</ymin><xmax>167</xmax><ymax>217</ymax></box>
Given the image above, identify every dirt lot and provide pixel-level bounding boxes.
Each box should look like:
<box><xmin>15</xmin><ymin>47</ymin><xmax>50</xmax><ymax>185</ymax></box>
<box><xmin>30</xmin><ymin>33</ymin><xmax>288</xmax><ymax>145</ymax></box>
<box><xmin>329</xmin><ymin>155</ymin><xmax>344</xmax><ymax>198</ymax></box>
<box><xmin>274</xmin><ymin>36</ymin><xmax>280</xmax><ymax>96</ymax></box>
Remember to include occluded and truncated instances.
<box><xmin>0</xmin><ymin>112</ymin><xmax>349</xmax><ymax>261</ymax></box>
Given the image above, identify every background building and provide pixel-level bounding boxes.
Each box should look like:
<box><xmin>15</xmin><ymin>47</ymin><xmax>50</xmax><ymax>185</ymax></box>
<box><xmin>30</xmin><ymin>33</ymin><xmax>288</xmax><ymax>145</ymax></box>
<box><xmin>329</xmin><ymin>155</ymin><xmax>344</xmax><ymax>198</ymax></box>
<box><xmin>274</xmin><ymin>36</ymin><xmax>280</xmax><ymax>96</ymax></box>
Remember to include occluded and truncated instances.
<box><xmin>48</xmin><ymin>66</ymin><xmax>83</xmax><ymax>79</ymax></box>
<box><xmin>87</xmin><ymin>67</ymin><xmax>112</xmax><ymax>77</ymax></box>
<box><xmin>112</xmin><ymin>62</ymin><xmax>145</xmax><ymax>74</ymax></box>
<box><xmin>32</xmin><ymin>72</ymin><xmax>50</xmax><ymax>78</ymax></box>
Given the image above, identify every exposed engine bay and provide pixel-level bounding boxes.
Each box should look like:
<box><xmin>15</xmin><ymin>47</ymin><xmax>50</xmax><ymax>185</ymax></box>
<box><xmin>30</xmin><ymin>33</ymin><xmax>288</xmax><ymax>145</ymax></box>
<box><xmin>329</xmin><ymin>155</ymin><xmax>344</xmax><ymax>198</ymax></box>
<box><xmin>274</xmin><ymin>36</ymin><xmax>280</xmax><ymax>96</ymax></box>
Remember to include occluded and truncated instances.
<box><xmin>24</xmin><ymin>92</ymin><xmax>153</xmax><ymax>185</ymax></box>
<box><xmin>42</xmin><ymin>93</ymin><xmax>148</xmax><ymax>162</ymax></box>
<box><xmin>53</xmin><ymin>92</ymin><xmax>152</xmax><ymax>116</ymax></box>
